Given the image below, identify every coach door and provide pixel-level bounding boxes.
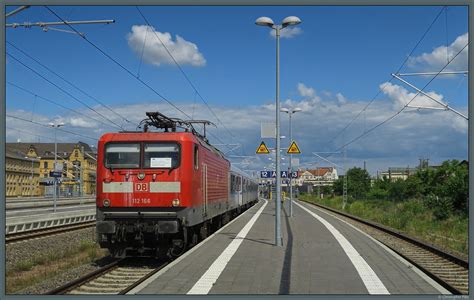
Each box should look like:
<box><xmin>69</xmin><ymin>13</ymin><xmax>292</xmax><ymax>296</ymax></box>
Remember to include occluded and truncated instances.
<box><xmin>202</xmin><ymin>163</ymin><xmax>208</xmax><ymax>216</ymax></box>
<box><xmin>237</xmin><ymin>175</ymin><xmax>243</xmax><ymax>206</ymax></box>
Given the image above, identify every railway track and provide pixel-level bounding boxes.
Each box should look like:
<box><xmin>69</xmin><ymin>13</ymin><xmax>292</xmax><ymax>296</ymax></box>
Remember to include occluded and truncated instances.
<box><xmin>301</xmin><ymin>199</ymin><xmax>469</xmax><ymax>295</ymax></box>
<box><xmin>46</xmin><ymin>258</ymin><xmax>167</xmax><ymax>294</ymax></box>
<box><xmin>6</xmin><ymin>221</ymin><xmax>96</xmax><ymax>244</ymax></box>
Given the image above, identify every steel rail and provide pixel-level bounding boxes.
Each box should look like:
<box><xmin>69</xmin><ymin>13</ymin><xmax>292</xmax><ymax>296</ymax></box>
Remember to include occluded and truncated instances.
<box><xmin>6</xmin><ymin>221</ymin><xmax>95</xmax><ymax>244</ymax></box>
<box><xmin>45</xmin><ymin>259</ymin><xmax>123</xmax><ymax>295</ymax></box>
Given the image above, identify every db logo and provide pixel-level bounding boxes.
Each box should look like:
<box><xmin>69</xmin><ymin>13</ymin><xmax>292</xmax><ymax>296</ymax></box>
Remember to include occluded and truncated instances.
<box><xmin>134</xmin><ymin>183</ymin><xmax>149</xmax><ymax>192</ymax></box>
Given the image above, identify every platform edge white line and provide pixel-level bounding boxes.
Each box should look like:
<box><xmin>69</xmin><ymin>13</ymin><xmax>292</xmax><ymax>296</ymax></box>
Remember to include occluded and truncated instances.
<box><xmin>294</xmin><ymin>200</ymin><xmax>390</xmax><ymax>295</ymax></box>
<box><xmin>298</xmin><ymin>200</ymin><xmax>451</xmax><ymax>295</ymax></box>
<box><xmin>126</xmin><ymin>198</ymin><xmax>266</xmax><ymax>294</ymax></box>
<box><xmin>187</xmin><ymin>199</ymin><xmax>268</xmax><ymax>294</ymax></box>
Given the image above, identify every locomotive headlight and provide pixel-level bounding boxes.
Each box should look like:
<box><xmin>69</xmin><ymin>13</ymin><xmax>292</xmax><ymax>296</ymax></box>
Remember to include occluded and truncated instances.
<box><xmin>172</xmin><ymin>199</ymin><xmax>180</xmax><ymax>207</ymax></box>
<box><xmin>103</xmin><ymin>199</ymin><xmax>110</xmax><ymax>207</ymax></box>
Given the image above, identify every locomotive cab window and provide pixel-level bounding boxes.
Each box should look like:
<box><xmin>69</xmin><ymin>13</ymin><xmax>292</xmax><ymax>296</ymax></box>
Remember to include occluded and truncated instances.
<box><xmin>194</xmin><ymin>145</ymin><xmax>199</xmax><ymax>170</ymax></box>
<box><xmin>105</xmin><ymin>143</ymin><xmax>140</xmax><ymax>168</ymax></box>
<box><xmin>144</xmin><ymin>143</ymin><xmax>180</xmax><ymax>169</ymax></box>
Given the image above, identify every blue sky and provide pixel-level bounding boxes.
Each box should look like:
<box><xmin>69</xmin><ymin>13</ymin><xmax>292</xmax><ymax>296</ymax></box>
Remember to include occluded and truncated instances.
<box><xmin>6</xmin><ymin>6</ymin><xmax>469</xmax><ymax>175</ymax></box>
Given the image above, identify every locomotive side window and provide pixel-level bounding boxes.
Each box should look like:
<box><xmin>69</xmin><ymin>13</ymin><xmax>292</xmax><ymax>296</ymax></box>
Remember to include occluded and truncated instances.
<box><xmin>105</xmin><ymin>143</ymin><xmax>140</xmax><ymax>168</ymax></box>
<box><xmin>144</xmin><ymin>143</ymin><xmax>180</xmax><ymax>168</ymax></box>
<box><xmin>194</xmin><ymin>145</ymin><xmax>199</xmax><ymax>170</ymax></box>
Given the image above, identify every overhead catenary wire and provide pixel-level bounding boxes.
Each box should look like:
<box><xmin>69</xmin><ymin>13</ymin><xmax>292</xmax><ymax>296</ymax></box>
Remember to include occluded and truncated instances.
<box><xmin>135</xmin><ymin>6</ymin><xmax>235</xmax><ymax>139</ymax></box>
<box><xmin>6</xmin><ymin>52</ymin><xmax>124</xmax><ymax>131</ymax></box>
<box><xmin>6</xmin><ymin>126</ymin><xmax>60</xmax><ymax>142</ymax></box>
<box><xmin>44</xmin><ymin>6</ymin><xmax>190</xmax><ymax>121</ymax></box>
<box><xmin>334</xmin><ymin>41</ymin><xmax>469</xmax><ymax>153</ymax></box>
<box><xmin>137</xmin><ymin>24</ymin><xmax>149</xmax><ymax>78</ymax></box>
<box><xmin>327</xmin><ymin>6</ymin><xmax>446</xmax><ymax>147</ymax></box>
<box><xmin>7</xmin><ymin>41</ymin><xmax>132</xmax><ymax>125</ymax></box>
<box><xmin>8</xmin><ymin>81</ymin><xmax>120</xmax><ymax>129</ymax></box>
<box><xmin>44</xmin><ymin>6</ymin><xmax>237</xmax><ymax>155</ymax></box>
<box><xmin>6</xmin><ymin>114</ymin><xmax>99</xmax><ymax>141</ymax></box>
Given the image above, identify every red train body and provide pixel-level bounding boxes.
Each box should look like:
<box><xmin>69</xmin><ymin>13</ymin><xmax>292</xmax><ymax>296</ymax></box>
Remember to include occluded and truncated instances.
<box><xmin>96</xmin><ymin>128</ymin><xmax>257</xmax><ymax>257</ymax></box>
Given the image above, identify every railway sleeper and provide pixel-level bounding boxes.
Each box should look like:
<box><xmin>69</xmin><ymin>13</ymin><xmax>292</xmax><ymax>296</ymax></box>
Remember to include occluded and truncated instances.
<box><xmin>69</xmin><ymin>291</ymin><xmax>117</xmax><ymax>295</ymax></box>
<box><xmin>94</xmin><ymin>277</ymin><xmax>142</xmax><ymax>284</ymax></box>
<box><xmin>74</xmin><ymin>286</ymin><xmax>126</xmax><ymax>293</ymax></box>
<box><xmin>83</xmin><ymin>281</ymin><xmax>133</xmax><ymax>289</ymax></box>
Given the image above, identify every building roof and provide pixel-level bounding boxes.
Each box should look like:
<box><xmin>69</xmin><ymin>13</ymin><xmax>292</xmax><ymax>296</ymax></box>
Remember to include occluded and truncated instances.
<box><xmin>6</xmin><ymin>141</ymin><xmax>95</xmax><ymax>159</ymax></box>
<box><xmin>5</xmin><ymin>148</ymin><xmax>30</xmax><ymax>161</ymax></box>
<box><xmin>305</xmin><ymin>167</ymin><xmax>334</xmax><ymax>176</ymax></box>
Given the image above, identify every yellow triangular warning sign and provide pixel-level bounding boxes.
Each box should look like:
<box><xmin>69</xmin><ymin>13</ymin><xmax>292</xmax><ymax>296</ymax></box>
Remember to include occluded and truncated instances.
<box><xmin>256</xmin><ymin>141</ymin><xmax>270</xmax><ymax>154</ymax></box>
<box><xmin>287</xmin><ymin>141</ymin><xmax>301</xmax><ymax>154</ymax></box>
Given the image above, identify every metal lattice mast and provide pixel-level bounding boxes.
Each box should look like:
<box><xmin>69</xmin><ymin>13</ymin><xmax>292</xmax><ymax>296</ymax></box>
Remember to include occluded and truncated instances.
<box><xmin>342</xmin><ymin>133</ymin><xmax>348</xmax><ymax>210</ymax></box>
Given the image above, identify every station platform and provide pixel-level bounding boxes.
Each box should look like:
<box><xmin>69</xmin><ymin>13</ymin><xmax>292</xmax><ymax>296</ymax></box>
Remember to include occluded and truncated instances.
<box><xmin>128</xmin><ymin>198</ymin><xmax>449</xmax><ymax>295</ymax></box>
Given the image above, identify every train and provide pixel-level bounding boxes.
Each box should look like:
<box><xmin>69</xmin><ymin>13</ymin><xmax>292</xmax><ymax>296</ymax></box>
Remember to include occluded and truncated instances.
<box><xmin>95</xmin><ymin>112</ymin><xmax>259</xmax><ymax>257</ymax></box>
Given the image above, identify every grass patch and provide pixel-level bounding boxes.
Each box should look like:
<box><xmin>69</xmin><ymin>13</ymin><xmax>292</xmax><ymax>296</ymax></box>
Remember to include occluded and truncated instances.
<box><xmin>300</xmin><ymin>194</ymin><xmax>468</xmax><ymax>255</ymax></box>
<box><xmin>6</xmin><ymin>243</ymin><xmax>108</xmax><ymax>294</ymax></box>
<box><xmin>15</xmin><ymin>261</ymin><xmax>34</xmax><ymax>272</ymax></box>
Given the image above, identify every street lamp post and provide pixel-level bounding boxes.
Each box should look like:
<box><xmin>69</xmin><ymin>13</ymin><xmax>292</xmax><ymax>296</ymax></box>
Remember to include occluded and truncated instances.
<box><xmin>281</xmin><ymin>107</ymin><xmax>302</xmax><ymax>217</ymax></box>
<box><xmin>49</xmin><ymin>122</ymin><xmax>64</xmax><ymax>212</ymax></box>
<box><xmin>256</xmin><ymin>15</ymin><xmax>301</xmax><ymax>247</ymax></box>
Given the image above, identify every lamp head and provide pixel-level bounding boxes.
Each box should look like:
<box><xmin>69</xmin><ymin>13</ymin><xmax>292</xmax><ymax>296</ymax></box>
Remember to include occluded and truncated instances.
<box><xmin>292</xmin><ymin>107</ymin><xmax>302</xmax><ymax>113</ymax></box>
<box><xmin>282</xmin><ymin>16</ymin><xmax>301</xmax><ymax>28</ymax></box>
<box><xmin>255</xmin><ymin>16</ymin><xmax>274</xmax><ymax>28</ymax></box>
<box><xmin>280</xmin><ymin>108</ymin><xmax>289</xmax><ymax>113</ymax></box>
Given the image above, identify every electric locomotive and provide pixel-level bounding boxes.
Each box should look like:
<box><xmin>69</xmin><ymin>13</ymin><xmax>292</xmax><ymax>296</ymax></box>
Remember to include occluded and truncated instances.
<box><xmin>95</xmin><ymin>112</ymin><xmax>258</xmax><ymax>257</ymax></box>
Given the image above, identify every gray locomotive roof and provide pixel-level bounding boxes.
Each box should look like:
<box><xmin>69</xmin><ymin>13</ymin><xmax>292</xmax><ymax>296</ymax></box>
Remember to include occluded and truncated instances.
<box><xmin>230</xmin><ymin>164</ymin><xmax>254</xmax><ymax>180</ymax></box>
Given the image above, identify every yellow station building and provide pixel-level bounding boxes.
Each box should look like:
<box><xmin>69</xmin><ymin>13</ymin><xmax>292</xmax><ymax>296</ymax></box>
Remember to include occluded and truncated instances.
<box><xmin>6</xmin><ymin>142</ymin><xmax>97</xmax><ymax>197</ymax></box>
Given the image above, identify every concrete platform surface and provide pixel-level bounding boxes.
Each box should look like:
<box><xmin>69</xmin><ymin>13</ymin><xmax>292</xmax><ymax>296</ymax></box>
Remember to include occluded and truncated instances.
<box><xmin>129</xmin><ymin>198</ymin><xmax>449</xmax><ymax>295</ymax></box>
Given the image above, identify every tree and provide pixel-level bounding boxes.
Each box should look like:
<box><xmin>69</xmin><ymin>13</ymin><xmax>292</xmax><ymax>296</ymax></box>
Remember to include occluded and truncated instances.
<box><xmin>388</xmin><ymin>179</ymin><xmax>407</xmax><ymax>201</ymax></box>
<box><xmin>346</xmin><ymin>167</ymin><xmax>371</xmax><ymax>200</ymax></box>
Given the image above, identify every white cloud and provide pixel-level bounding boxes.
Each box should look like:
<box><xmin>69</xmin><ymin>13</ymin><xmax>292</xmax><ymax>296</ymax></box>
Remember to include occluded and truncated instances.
<box><xmin>379</xmin><ymin>81</ymin><xmax>447</xmax><ymax>110</ymax></box>
<box><xmin>336</xmin><ymin>93</ymin><xmax>347</xmax><ymax>104</ymax></box>
<box><xmin>408</xmin><ymin>32</ymin><xmax>468</xmax><ymax>72</ymax></box>
<box><xmin>6</xmin><ymin>82</ymin><xmax>467</xmax><ymax>176</ymax></box>
<box><xmin>297</xmin><ymin>82</ymin><xmax>315</xmax><ymax>98</ymax></box>
<box><xmin>270</xmin><ymin>27</ymin><xmax>302</xmax><ymax>39</ymax></box>
<box><xmin>69</xmin><ymin>117</ymin><xmax>98</xmax><ymax>128</ymax></box>
<box><xmin>127</xmin><ymin>25</ymin><xmax>206</xmax><ymax>67</ymax></box>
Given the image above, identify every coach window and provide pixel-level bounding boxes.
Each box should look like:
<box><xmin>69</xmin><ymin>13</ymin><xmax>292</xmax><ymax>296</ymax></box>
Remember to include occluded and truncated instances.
<box><xmin>144</xmin><ymin>143</ymin><xmax>180</xmax><ymax>168</ymax></box>
<box><xmin>231</xmin><ymin>174</ymin><xmax>236</xmax><ymax>192</ymax></box>
<box><xmin>105</xmin><ymin>143</ymin><xmax>140</xmax><ymax>168</ymax></box>
<box><xmin>194</xmin><ymin>145</ymin><xmax>199</xmax><ymax>170</ymax></box>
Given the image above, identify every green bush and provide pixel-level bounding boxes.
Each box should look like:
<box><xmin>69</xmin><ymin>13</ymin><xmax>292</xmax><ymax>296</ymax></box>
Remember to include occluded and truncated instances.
<box><xmin>424</xmin><ymin>194</ymin><xmax>453</xmax><ymax>220</ymax></box>
<box><xmin>366</xmin><ymin>187</ymin><xmax>388</xmax><ymax>200</ymax></box>
<box><xmin>16</xmin><ymin>261</ymin><xmax>34</xmax><ymax>272</ymax></box>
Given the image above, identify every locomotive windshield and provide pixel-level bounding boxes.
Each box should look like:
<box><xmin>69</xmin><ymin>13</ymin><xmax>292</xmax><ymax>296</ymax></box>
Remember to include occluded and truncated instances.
<box><xmin>144</xmin><ymin>143</ymin><xmax>180</xmax><ymax>169</ymax></box>
<box><xmin>105</xmin><ymin>143</ymin><xmax>140</xmax><ymax>168</ymax></box>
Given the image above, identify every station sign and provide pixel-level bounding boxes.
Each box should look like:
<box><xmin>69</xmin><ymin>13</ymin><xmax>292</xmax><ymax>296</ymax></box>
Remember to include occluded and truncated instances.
<box><xmin>287</xmin><ymin>141</ymin><xmax>301</xmax><ymax>154</ymax></box>
<box><xmin>260</xmin><ymin>171</ymin><xmax>298</xmax><ymax>179</ymax></box>
<box><xmin>50</xmin><ymin>171</ymin><xmax>62</xmax><ymax>178</ymax></box>
<box><xmin>256</xmin><ymin>141</ymin><xmax>270</xmax><ymax>154</ymax></box>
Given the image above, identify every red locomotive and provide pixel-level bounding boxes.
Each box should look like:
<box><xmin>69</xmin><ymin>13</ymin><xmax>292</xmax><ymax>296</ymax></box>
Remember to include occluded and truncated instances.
<box><xmin>96</xmin><ymin>112</ymin><xmax>258</xmax><ymax>257</ymax></box>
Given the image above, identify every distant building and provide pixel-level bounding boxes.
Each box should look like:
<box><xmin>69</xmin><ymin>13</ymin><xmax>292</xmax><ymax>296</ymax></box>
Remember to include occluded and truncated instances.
<box><xmin>5</xmin><ymin>148</ymin><xmax>41</xmax><ymax>197</ymax></box>
<box><xmin>295</xmin><ymin>167</ymin><xmax>338</xmax><ymax>186</ymax></box>
<box><xmin>6</xmin><ymin>142</ymin><xmax>97</xmax><ymax>197</ymax></box>
<box><xmin>378</xmin><ymin>167</ymin><xmax>417</xmax><ymax>182</ymax></box>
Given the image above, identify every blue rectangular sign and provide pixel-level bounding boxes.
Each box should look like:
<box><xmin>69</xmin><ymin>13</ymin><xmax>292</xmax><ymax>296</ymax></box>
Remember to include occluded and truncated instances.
<box><xmin>50</xmin><ymin>171</ymin><xmax>62</xmax><ymax>178</ymax></box>
<box><xmin>260</xmin><ymin>171</ymin><xmax>298</xmax><ymax>179</ymax></box>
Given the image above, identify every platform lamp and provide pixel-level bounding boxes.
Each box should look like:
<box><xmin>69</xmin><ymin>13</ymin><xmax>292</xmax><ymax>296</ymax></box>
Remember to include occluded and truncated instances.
<box><xmin>255</xmin><ymin>15</ymin><xmax>301</xmax><ymax>247</ymax></box>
